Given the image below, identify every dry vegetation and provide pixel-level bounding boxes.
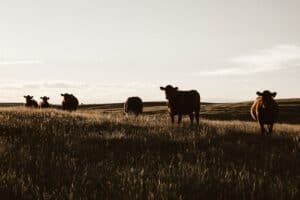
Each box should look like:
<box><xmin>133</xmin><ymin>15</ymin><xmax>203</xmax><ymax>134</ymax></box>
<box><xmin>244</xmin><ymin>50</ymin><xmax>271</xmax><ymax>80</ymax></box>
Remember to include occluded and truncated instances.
<box><xmin>0</xmin><ymin>100</ymin><xmax>299</xmax><ymax>199</ymax></box>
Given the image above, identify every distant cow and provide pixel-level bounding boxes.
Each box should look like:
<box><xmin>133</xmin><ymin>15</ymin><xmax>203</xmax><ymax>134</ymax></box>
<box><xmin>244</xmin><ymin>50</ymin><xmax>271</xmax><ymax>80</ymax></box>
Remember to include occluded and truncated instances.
<box><xmin>40</xmin><ymin>96</ymin><xmax>50</xmax><ymax>108</ymax></box>
<box><xmin>160</xmin><ymin>85</ymin><xmax>200</xmax><ymax>125</ymax></box>
<box><xmin>124</xmin><ymin>97</ymin><xmax>143</xmax><ymax>116</ymax></box>
<box><xmin>251</xmin><ymin>90</ymin><xmax>279</xmax><ymax>135</ymax></box>
<box><xmin>24</xmin><ymin>95</ymin><xmax>38</xmax><ymax>108</ymax></box>
<box><xmin>61</xmin><ymin>93</ymin><xmax>79</xmax><ymax>111</ymax></box>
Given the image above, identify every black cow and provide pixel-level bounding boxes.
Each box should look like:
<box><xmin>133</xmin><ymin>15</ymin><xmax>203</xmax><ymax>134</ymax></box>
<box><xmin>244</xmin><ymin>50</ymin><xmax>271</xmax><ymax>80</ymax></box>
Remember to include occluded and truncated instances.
<box><xmin>124</xmin><ymin>96</ymin><xmax>143</xmax><ymax>116</ymax></box>
<box><xmin>40</xmin><ymin>96</ymin><xmax>50</xmax><ymax>108</ymax></box>
<box><xmin>61</xmin><ymin>93</ymin><xmax>79</xmax><ymax>111</ymax></box>
<box><xmin>24</xmin><ymin>95</ymin><xmax>38</xmax><ymax>108</ymax></box>
<box><xmin>160</xmin><ymin>85</ymin><xmax>200</xmax><ymax>125</ymax></box>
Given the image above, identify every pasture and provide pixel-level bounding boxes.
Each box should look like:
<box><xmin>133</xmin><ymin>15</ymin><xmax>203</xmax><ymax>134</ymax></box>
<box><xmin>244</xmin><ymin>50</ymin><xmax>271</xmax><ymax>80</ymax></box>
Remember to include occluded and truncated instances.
<box><xmin>0</xmin><ymin>99</ymin><xmax>300</xmax><ymax>199</ymax></box>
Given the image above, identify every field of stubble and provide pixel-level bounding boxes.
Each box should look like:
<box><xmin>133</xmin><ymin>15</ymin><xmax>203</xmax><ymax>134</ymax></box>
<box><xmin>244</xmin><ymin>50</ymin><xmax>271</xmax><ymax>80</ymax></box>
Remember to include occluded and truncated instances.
<box><xmin>0</xmin><ymin>102</ymin><xmax>299</xmax><ymax>199</ymax></box>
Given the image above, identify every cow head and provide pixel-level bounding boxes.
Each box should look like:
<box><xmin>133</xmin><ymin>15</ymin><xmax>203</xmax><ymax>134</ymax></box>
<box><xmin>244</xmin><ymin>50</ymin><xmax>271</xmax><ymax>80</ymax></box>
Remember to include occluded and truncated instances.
<box><xmin>40</xmin><ymin>96</ymin><xmax>50</xmax><ymax>102</ymax></box>
<box><xmin>160</xmin><ymin>85</ymin><xmax>178</xmax><ymax>100</ymax></box>
<box><xmin>256</xmin><ymin>90</ymin><xmax>277</xmax><ymax>108</ymax></box>
<box><xmin>24</xmin><ymin>95</ymin><xmax>34</xmax><ymax>102</ymax></box>
<box><xmin>61</xmin><ymin>93</ymin><xmax>71</xmax><ymax>99</ymax></box>
<box><xmin>61</xmin><ymin>93</ymin><xmax>76</xmax><ymax>101</ymax></box>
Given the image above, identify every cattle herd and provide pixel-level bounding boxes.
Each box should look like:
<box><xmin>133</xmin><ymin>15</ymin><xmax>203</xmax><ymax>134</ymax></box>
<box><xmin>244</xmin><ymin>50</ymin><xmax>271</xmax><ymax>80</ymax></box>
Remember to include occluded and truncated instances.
<box><xmin>23</xmin><ymin>85</ymin><xmax>279</xmax><ymax>135</ymax></box>
<box><xmin>24</xmin><ymin>93</ymin><xmax>79</xmax><ymax>111</ymax></box>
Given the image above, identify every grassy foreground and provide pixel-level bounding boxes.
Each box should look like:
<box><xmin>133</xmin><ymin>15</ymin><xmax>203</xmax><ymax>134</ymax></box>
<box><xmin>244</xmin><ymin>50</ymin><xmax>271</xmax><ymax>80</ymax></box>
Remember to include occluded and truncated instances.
<box><xmin>0</xmin><ymin>105</ymin><xmax>299</xmax><ymax>199</ymax></box>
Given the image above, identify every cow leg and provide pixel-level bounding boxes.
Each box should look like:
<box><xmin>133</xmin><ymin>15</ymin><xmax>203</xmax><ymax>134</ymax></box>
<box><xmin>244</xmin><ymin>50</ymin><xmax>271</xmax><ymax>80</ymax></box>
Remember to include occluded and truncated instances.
<box><xmin>178</xmin><ymin>115</ymin><xmax>182</xmax><ymax>125</ymax></box>
<box><xmin>259</xmin><ymin>122</ymin><xmax>265</xmax><ymax>135</ymax></box>
<box><xmin>268</xmin><ymin>124</ymin><xmax>273</xmax><ymax>135</ymax></box>
<box><xmin>189</xmin><ymin>114</ymin><xmax>194</xmax><ymax>126</ymax></box>
<box><xmin>195</xmin><ymin>111</ymin><xmax>200</xmax><ymax>126</ymax></box>
<box><xmin>170</xmin><ymin>113</ymin><xmax>175</xmax><ymax>124</ymax></box>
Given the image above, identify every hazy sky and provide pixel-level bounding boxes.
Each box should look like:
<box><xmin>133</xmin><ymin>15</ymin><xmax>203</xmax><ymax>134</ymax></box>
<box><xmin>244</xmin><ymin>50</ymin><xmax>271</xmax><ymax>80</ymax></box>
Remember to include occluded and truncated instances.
<box><xmin>1</xmin><ymin>0</ymin><xmax>300</xmax><ymax>103</ymax></box>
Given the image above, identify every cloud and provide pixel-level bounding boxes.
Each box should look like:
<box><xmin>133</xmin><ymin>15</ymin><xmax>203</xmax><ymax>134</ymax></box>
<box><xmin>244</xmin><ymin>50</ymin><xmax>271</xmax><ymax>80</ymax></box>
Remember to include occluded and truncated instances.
<box><xmin>42</xmin><ymin>82</ymin><xmax>88</xmax><ymax>89</ymax></box>
<box><xmin>0</xmin><ymin>80</ymin><xmax>162</xmax><ymax>103</ymax></box>
<box><xmin>0</xmin><ymin>81</ymin><xmax>88</xmax><ymax>90</ymax></box>
<box><xmin>195</xmin><ymin>44</ymin><xmax>300</xmax><ymax>76</ymax></box>
<box><xmin>0</xmin><ymin>81</ymin><xmax>160</xmax><ymax>91</ymax></box>
<box><xmin>94</xmin><ymin>82</ymin><xmax>159</xmax><ymax>89</ymax></box>
<box><xmin>0</xmin><ymin>60</ymin><xmax>42</xmax><ymax>65</ymax></box>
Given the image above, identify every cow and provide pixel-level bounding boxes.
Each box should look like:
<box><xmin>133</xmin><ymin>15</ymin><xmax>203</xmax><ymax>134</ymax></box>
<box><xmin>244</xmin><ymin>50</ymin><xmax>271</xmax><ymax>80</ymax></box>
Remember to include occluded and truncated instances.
<box><xmin>124</xmin><ymin>96</ymin><xmax>143</xmax><ymax>116</ymax></box>
<box><xmin>61</xmin><ymin>93</ymin><xmax>79</xmax><ymax>111</ymax></box>
<box><xmin>250</xmin><ymin>90</ymin><xmax>279</xmax><ymax>135</ymax></box>
<box><xmin>24</xmin><ymin>95</ymin><xmax>38</xmax><ymax>108</ymax></box>
<box><xmin>160</xmin><ymin>85</ymin><xmax>200</xmax><ymax>126</ymax></box>
<box><xmin>40</xmin><ymin>96</ymin><xmax>50</xmax><ymax>108</ymax></box>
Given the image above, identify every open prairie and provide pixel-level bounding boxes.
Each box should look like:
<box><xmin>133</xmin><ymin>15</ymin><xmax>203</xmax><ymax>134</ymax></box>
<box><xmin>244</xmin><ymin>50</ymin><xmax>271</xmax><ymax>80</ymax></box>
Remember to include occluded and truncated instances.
<box><xmin>0</xmin><ymin>99</ymin><xmax>300</xmax><ymax>199</ymax></box>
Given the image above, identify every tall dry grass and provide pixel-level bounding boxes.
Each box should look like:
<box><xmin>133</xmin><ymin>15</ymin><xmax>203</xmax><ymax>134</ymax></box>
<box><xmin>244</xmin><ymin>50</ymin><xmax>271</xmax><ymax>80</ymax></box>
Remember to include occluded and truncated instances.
<box><xmin>0</xmin><ymin>107</ymin><xmax>299</xmax><ymax>199</ymax></box>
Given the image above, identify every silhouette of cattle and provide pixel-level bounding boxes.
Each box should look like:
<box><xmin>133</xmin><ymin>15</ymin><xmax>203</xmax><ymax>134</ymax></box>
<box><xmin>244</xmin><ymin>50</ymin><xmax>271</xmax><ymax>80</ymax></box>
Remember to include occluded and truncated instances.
<box><xmin>251</xmin><ymin>90</ymin><xmax>279</xmax><ymax>135</ymax></box>
<box><xmin>160</xmin><ymin>85</ymin><xmax>200</xmax><ymax>125</ymax></box>
<box><xmin>24</xmin><ymin>95</ymin><xmax>38</xmax><ymax>108</ymax></box>
<box><xmin>61</xmin><ymin>93</ymin><xmax>79</xmax><ymax>111</ymax></box>
<box><xmin>40</xmin><ymin>96</ymin><xmax>50</xmax><ymax>108</ymax></box>
<box><xmin>124</xmin><ymin>97</ymin><xmax>143</xmax><ymax>116</ymax></box>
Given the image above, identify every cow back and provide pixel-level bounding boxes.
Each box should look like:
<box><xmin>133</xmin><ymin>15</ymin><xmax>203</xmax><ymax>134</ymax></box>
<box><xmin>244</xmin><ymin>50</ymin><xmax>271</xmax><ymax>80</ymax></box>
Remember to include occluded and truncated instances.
<box><xmin>125</xmin><ymin>97</ymin><xmax>143</xmax><ymax>114</ymax></box>
<box><xmin>168</xmin><ymin>90</ymin><xmax>200</xmax><ymax>115</ymax></box>
<box><xmin>62</xmin><ymin>96</ymin><xmax>79</xmax><ymax>111</ymax></box>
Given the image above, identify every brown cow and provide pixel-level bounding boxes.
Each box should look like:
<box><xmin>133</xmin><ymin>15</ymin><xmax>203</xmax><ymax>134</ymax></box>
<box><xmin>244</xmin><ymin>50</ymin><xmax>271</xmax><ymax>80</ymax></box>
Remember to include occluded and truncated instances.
<box><xmin>24</xmin><ymin>95</ymin><xmax>38</xmax><ymax>108</ymax></box>
<box><xmin>61</xmin><ymin>93</ymin><xmax>79</xmax><ymax>111</ymax></box>
<box><xmin>124</xmin><ymin>96</ymin><xmax>143</xmax><ymax>116</ymax></box>
<box><xmin>40</xmin><ymin>96</ymin><xmax>50</xmax><ymax>108</ymax></box>
<box><xmin>160</xmin><ymin>85</ymin><xmax>200</xmax><ymax>125</ymax></box>
<box><xmin>251</xmin><ymin>90</ymin><xmax>279</xmax><ymax>135</ymax></box>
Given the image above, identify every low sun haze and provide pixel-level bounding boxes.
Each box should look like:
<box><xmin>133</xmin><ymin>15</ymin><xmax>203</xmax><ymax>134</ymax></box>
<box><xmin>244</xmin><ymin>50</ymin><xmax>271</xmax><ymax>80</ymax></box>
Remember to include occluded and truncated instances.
<box><xmin>0</xmin><ymin>0</ymin><xmax>300</xmax><ymax>104</ymax></box>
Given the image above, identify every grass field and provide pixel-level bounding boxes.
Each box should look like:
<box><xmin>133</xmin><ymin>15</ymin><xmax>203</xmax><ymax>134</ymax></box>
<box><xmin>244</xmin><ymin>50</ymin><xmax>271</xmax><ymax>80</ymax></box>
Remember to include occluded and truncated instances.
<box><xmin>0</xmin><ymin>99</ymin><xmax>300</xmax><ymax>199</ymax></box>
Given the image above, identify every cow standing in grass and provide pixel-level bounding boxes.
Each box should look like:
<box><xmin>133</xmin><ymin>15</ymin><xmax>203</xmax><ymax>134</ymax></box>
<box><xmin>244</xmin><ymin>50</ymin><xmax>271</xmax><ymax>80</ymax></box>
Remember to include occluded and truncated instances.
<box><xmin>40</xmin><ymin>96</ymin><xmax>50</xmax><ymax>108</ymax></box>
<box><xmin>61</xmin><ymin>93</ymin><xmax>79</xmax><ymax>111</ymax></box>
<box><xmin>24</xmin><ymin>95</ymin><xmax>38</xmax><ymax>108</ymax></box>
<box><xmin>124</xmin><ymin>97</ymin><xmax>143</xmax><ymax>116</ymax></box>
<box><xmin>251</xmin><ymin>90</ymin><xmax>279</xmax><ymax>135</ymax></box>
<box><xmin>160</xmin><ymin>85</ymin><xmax>200</xmax><ymax>126</ymax></box>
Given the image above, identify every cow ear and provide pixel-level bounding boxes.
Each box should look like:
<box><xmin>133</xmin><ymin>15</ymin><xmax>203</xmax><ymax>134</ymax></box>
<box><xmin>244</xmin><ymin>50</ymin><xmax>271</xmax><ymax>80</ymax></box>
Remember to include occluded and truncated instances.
<box><xmin>40</xmin><ymin>97</ymin><xmax>43</xmax><ymax>99</ymax></box>
<box><xmin>61</xmin><ymin>94</ymin><xmax>64</xmax><ymax>96</ymax></box>
<box><xmin>272</xmin><ymin>92</ymin><xmax>277</xmax><ymax>97</ymax></box>
<box><xmin>160</xmin><ymin>87</ymin><xmax>165</xmax><ymax>91</ymax></box>
<box><xmin>174</xmin><ymin>87</ymin><xmax>178</xmax><ymax>90</ymax></box>
<box><xmin>31</xmin><ymin>96</ymin><xmax>33</xmax><ymax>98</ymax></box>
<box><xmin>256</xmin><ymin>91</ymin><xmax>262</xmax><ymax>96</ymax></box>
<box><xmin>24</xmin><ymin>96</ymin><xmax>26</xmax><ymax>98</ymax></box>
<box><xmin>47</xmin><ymin>97</ymin><xmax>50</xmax><ymax>100</ymax></box>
